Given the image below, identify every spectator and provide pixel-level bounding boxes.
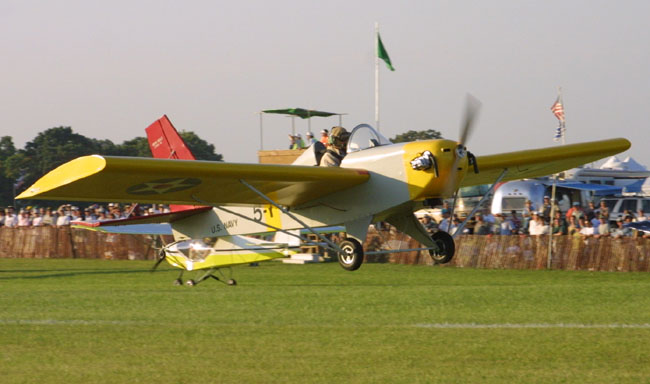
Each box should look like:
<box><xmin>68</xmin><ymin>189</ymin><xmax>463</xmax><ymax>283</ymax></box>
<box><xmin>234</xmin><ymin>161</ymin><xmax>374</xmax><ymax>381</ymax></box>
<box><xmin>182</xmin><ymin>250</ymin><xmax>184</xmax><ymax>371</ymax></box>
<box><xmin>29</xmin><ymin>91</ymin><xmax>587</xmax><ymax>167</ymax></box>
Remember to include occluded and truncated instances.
<box><xmin>96</xmin><ymin>208</ymin><xmax>109</xmax><ymax>221</ymax></box>
<box><xmin>636</xmin><ymin>209</ymin><xmax>648</xmax><ymax>222</ymax></box>
<box><xmin>17</xmin><ymin>209</ymin><xmax>32</xmax><ymax>227</ymax></box>
<box><xmin>529</xmin><ymin>212</ymin><xmax>549</xmax><ymax>236</ymax></box>
<box><xmin>5</xmin><ymin>206</ymin><xmax>18</xmax><ymax>227</ymax></box>
<box><xmin>288</xmin><ymin>134</ymin><xmax>296</xmax><ymax>149</ymax></box>
<box><xmin>611</xmin><ymin>218</ymin><xmax>633</xmax><ymax>238</ymax></box>
<box><xmin>294</xmin><ymin>134</ymin><xmax>305</xmax><ymax>149</ymax></box>
<box><xmin>498</xmin><ymin>213</ymin><xmax>516</xmax><ymax>235</ymax></box>
<box><xmin>0</xmin><ymin>208</ymin><xmax>5</xmax><ymax>227</ymax></box>
<box><xmin>595</xmin><ymin>215</ymin><xmax>610</xmax><ymax>238</ymax></box>
<box><xmin>70</xmin><ymin>207</ymin><xmax>83</xmax><ymax>222</ymax></box>
<box><xmin>448</xmin><ymin>217</ymin><xmax>461</xmax><ymax>236</ymax></box>
<box><xmin>566</xmin><ymin>201</ymin><xmax>585</xmax><ymax>221</ymax></box>
<box><xmin>567</xmin><ymin>215</ymin><xmax>581</xmax><ymax>236</ymax></box>
<box><xmin>42</xmin><ymin>207</ymin><xmax>55</xmax><ymax>226</ymax></box>
<box><xmin>419</xmin><ymin>215</ymin><xmax>437</xmax><ymax>234</ymax></box>
<box><xmin>579</xmin><ymin>218</ymin><xmax>596</xmax><ymax>238</ymax></box>
<box><xmin>584</xmin><ymin>201</ymin><xmax>597</xmax><ymax>222</ymax></box>
<box><xmin>483</xmin><ymin>209</ymin><xmax>496</xmax><ymax>225</ymax></box>
<box><xmin>83</xmin><ymin>208</ymin><xmax>95</xmax><ymax>222</ymax></box>
<box><xmin>305</xmin><ymin>132</ymin><xmax>317</xmax><ymax>146</ymax></box>
<box><xmin>319</xmin><ymin>129</ymin><xmax>329</xmax><ymax>145</ymax></box>
<box><xmin>32</xmin><ymin>209</ymin><xmax>43</xmax><ymax>226</ymax></box>
<box><xmin>523</xmin><ymin>200</ymin><xmax>536</xmax><ymax>217</ymax></box>
<box><xmin>438</xmin><ymin>209</ymin><xmax>452</xmax><ymax>233</ymax></box>
<box><xmin>473</xmin><ymin>213</ymin><xmax>491</xmax><ymax>235</ymax></box>
<box><xmin>520</xmin><ymin>211</ymin><xmax>531</xmax><ymax>234</ymax></box>
<box><xmin>541</xmin><ymin>196</ymin><xmax>552</xmax><ymax>220</ymax></box>
<box><xmin>552</xmin><ymin>216</ymin><xmax>567</xmax><ymax>235</ymax></box>
<box><xmin>596</xmin><ymin>200</ymin><xmax>610</xmax><ymax>220</ymax></box>
<box><xmin>56</xmin><ymin>206</ymin><xmax>71</xmax><ymax>226</ymax></box>
<box><xmin>509</xmin><ymin>210</ymin><xmax>521</xmax><ymax>233</ymax></box>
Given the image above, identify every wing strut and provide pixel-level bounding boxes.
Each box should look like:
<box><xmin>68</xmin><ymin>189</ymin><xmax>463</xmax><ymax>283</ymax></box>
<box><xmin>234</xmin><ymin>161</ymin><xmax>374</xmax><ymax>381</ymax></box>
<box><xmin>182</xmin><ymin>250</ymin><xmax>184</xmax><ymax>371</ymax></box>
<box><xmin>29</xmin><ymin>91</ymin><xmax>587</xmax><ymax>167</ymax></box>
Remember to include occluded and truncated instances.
<box><xmin>452</xmin><ymin>168</ymin><xmax>508</xmax><ymax>238</ymax></box>
<box><xmin>237</xmin><ymin>179</ymin><xmax>345</xmax><ymax>254</ymax></box>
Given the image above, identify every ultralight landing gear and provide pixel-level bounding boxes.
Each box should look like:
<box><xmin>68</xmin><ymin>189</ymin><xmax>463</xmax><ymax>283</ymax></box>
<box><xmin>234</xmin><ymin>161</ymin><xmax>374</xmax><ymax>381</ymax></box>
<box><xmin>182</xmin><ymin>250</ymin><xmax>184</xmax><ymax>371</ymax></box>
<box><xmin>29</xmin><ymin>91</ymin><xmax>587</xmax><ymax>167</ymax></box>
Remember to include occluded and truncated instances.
<box><xmin>337</xmin><ymin>238</ymin><xmax>364</xmax><ymax>271</ymax></box>
<box><xmin>429</xmin><ymin>231</ymin><xmax>455</xmax><ymax>264</ymax></box>
<box><xmin>180</xmin><ymin>268</ymin><xmax>237</xmax><ymax>287</ymax></box>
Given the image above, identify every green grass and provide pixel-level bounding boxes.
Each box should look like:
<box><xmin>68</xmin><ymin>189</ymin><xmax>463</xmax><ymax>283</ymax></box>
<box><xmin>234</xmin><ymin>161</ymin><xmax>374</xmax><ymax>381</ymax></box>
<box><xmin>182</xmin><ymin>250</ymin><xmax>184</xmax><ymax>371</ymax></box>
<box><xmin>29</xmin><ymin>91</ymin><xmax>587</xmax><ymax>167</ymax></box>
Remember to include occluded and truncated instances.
<box><xmin>2</xmin><ymin>259</ymin><xmax>650</xmax><ymax>383</ymax></box>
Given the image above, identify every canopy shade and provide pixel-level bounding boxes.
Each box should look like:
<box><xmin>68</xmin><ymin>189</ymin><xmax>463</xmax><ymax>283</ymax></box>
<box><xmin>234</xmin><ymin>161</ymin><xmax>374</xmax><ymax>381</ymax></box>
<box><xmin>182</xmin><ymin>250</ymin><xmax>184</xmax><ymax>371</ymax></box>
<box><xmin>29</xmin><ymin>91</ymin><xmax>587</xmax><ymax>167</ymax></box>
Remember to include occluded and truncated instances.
<box><xmin>262</xmin><ymin>108</ymin><xmax>339</xmax><ymax>119</ymax></box>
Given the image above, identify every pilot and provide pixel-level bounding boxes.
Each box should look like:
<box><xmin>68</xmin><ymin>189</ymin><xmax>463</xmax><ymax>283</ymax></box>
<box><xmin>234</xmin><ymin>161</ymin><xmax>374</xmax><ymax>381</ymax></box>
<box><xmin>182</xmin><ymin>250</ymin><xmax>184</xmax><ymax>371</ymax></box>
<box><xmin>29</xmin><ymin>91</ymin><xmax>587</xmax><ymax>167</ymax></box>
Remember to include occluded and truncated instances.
<box><xmin>320</xmin><ymin>126</ymin><xmax>350</xmax><ymax>167</ymax></box>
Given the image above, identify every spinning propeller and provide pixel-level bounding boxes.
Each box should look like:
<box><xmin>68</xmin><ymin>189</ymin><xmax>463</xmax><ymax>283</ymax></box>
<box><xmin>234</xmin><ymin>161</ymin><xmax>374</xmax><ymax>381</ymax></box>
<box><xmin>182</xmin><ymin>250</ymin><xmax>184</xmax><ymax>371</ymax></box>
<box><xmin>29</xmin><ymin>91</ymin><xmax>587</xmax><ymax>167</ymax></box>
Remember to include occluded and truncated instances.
<box><xmin>150</xmin><ymin>248</ymin><xmax>167</xmax><ymax>272</ymax></box>
<box><xmin>444</xmin><ymin>94</ymin><xmax>481</xmax><ymax>229</ymax></box>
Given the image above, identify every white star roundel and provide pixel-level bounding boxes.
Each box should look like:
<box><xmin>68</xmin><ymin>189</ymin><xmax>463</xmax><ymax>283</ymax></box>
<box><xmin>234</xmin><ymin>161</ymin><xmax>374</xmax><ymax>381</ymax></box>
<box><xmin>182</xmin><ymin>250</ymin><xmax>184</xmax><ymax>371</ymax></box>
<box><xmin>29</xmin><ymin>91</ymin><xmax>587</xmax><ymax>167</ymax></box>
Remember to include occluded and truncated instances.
<box><xmin>126</xmin><ymin>178</ymin><xmax>201</xmax><ymax>195</ymax></box>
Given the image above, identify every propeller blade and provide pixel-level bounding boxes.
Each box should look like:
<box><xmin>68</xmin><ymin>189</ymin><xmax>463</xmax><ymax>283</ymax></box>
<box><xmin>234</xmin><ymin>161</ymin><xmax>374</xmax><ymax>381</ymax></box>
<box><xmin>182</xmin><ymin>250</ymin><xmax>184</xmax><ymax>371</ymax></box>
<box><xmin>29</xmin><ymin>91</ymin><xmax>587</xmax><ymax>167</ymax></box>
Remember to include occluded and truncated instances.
<box><xmin>459</xmin><ymin>94</ymin><xmax>481</xmax><ymax>146</ymax></box>
<box><xmin>150</xmin><ymin>249</ymin><xmax>167</xmax><ymax>273</ymax></box>
<box><xmin>443</xmin><ymin>94</ymin><xmax>482</xmax><ymax>198</ymax></box>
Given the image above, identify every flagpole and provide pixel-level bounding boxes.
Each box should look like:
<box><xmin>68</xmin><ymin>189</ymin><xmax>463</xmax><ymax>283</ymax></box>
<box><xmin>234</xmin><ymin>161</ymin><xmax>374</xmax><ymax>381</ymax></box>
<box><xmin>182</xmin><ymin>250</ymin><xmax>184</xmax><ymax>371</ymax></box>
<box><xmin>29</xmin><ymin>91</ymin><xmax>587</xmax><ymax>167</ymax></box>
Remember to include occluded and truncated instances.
<box><xmin>375</xmin><ymin>22</ymin><xmax>380</xmax><ymax>132</ymax></box>
<box><xmin>559</xmin><ymin>87</ymin><xmax>565</xmax><ymax>145</ymax></box>
<box><xmin>547</xmin><ymin>86</ymin><xmax>564</xmax><ymax>269</ymax></box>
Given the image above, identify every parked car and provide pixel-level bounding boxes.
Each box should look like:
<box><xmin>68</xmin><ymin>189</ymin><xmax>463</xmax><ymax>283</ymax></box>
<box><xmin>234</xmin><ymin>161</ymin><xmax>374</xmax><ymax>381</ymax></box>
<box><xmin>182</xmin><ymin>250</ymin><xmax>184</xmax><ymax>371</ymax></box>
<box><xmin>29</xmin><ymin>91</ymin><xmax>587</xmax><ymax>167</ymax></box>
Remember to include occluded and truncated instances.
<box><xmin>598</xmin><ymin>195</ymin><xmax>650</xmax><ymax>222</ymax></box>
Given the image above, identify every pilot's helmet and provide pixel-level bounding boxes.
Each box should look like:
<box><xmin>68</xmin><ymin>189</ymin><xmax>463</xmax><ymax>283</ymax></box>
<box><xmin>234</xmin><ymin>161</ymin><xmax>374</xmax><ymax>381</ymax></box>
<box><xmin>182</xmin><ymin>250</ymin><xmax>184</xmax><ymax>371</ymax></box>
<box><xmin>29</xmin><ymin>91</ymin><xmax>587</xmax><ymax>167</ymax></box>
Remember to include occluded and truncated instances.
<box><xmin>330</xmin><ymin>126</ymin><xmax>350</xmax><ymax>146</ymax></box>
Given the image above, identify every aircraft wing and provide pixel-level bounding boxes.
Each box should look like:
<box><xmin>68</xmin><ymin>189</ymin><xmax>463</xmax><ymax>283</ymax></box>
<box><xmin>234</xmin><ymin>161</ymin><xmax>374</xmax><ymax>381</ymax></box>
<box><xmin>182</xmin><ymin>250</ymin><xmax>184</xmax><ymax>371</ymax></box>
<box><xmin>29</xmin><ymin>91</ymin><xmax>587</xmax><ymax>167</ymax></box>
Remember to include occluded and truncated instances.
<box><xmin>460</xmin><ymin>138</ymin><xmax>631</xmax><ymax>187</ymax></box>
<box><xmin>17</xmin><ymin>155</ymin><xmax>370</xmax><ymax>207</ymax></box>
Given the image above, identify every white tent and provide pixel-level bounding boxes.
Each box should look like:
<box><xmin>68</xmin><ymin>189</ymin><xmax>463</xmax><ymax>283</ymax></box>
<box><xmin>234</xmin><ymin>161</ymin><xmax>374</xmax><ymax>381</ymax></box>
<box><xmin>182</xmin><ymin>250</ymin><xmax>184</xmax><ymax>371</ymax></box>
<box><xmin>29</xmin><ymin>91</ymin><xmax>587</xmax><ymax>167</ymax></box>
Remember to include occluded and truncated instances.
<box><xmin>600</xmin><ymin>156</ymin><xmax>647</xmax><ymax>171</ymax></box>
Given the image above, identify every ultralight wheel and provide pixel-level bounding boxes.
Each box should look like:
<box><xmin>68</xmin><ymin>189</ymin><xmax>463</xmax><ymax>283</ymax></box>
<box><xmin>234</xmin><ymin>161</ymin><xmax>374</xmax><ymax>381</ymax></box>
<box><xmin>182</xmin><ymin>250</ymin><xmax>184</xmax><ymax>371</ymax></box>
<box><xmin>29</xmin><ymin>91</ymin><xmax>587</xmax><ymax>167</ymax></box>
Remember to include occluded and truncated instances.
<box><xmin>337</xmin><ymin>238</ymin><xmax>364</xmax><ymax>271</ymax></box>
<box><xmin>227</xmin><ymin>279</ymin><xmax>237</xmax><ymax>286</ymax></box>
<box><xmin>429</xmin><ymin>231</ymin><xmax>455</xmax><ymax>264</ymax></box>
<box><xmin>186</xmin><ymin>279</ymin><xmax>196</xmax><ymax>287</ymax></box>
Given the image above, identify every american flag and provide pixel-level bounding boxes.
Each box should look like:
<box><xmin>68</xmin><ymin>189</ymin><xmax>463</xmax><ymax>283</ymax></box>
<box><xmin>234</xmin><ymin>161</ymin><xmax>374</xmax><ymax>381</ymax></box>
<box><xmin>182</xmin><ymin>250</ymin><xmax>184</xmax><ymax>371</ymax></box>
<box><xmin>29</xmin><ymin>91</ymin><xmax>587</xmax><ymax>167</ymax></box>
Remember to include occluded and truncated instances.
<box><xmin>551</xmin><ymin>96</ymin><xmax>565</xmax><ymax>142</ymax></box>
<box><xmin>550</xmin><ymin>96</ymin><xmax>565</xmax><ymax>122</ymax></box>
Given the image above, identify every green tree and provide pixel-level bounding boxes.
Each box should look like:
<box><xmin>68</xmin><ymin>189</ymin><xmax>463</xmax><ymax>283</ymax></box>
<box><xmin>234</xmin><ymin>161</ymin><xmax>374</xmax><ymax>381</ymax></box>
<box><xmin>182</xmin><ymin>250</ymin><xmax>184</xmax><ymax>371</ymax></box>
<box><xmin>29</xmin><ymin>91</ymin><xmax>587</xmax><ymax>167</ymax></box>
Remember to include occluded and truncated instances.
<box><xmin>180</xmin><ymin>131</ymin><xmax>223</xmax><ymax>161</ymax></box>
<box><xmin>391</xmin><ymin>129</ymin><xmax>442</xmax><ymax>143</ymax></box>
<box><xmin>111</xmin><ymin>137</ymin><xmax>152</xmax><ymax>157</ymax></box>
<box><xmin>0</xmin><ymin>137</ymin><xmax>17</xmax><ymax>205</ymax></box>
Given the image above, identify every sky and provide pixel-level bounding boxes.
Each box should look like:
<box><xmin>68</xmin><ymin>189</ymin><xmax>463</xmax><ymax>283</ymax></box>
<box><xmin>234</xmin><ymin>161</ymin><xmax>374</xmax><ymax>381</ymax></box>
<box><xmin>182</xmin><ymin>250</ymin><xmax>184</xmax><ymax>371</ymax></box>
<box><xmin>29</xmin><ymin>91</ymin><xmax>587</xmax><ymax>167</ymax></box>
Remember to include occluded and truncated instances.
<box><xmin>2</xmin><ymin>0</ymin><xmax>649</xmax><ymax>167</ymax></box>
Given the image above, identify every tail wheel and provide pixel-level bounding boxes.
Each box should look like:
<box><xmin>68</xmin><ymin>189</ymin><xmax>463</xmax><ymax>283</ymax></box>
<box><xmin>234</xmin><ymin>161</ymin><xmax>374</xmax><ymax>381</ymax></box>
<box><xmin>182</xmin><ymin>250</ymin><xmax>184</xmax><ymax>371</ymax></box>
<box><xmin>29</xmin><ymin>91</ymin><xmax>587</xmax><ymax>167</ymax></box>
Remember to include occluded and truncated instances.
<box><xmin>338</xmin><ymin>238</ymin><xmax>364</xmax><ymax>271</ymax></box>
<box><xmin>429</xmin><ymin>231</ymin><xmax>455</xmax><ymax>264</ymax></box>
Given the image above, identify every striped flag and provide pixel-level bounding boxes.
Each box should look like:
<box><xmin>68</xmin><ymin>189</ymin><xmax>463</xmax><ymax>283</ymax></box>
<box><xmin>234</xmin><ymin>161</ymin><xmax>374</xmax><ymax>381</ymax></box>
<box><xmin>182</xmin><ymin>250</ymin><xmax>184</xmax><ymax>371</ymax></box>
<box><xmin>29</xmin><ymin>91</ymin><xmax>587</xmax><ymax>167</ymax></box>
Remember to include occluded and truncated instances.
<box><xmin>551</xmin><ymin>96</ymin><xmax>566</xmax><ymax>142</ymax></box>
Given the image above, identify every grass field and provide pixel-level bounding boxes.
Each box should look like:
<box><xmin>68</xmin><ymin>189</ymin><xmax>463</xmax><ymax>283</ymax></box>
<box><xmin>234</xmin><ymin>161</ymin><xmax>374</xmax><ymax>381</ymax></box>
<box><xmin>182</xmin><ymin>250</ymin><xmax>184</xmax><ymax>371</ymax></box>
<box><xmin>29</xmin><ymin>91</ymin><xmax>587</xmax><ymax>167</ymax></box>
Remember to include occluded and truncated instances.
<box><xmin>2</xmin><ymin>258</ymin><xmax>650</xmax><ymax>383</ymax></box>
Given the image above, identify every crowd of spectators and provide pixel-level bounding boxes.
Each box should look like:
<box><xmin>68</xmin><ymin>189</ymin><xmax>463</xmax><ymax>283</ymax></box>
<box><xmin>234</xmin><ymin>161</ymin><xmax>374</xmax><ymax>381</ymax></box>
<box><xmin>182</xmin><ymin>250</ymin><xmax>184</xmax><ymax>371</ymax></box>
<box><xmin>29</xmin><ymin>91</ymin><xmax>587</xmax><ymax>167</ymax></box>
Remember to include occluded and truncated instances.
<box><xmin>418</xmin><ymin>197</ymin><xmax>650</xmax><ymax>239</ymax></box>
<box><xmin>288</xmin><ymin>129</ymin><xmax>329</xmax><ymax>150</ymax></box>
<box><xmin>0</xmin><ymin>203</ymin><xmax>170</xmax><ymax>228</ymax></box>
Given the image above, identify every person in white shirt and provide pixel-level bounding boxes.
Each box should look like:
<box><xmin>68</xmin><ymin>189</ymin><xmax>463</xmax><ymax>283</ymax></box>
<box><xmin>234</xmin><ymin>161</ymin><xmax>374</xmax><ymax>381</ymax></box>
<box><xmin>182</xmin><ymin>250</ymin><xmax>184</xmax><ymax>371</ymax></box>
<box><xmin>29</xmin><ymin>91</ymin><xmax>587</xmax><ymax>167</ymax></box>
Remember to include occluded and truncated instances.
<box><xmin>528</xmin><ymin>212</ymin><xmax>549</xmax><ymax>236</ymax></box>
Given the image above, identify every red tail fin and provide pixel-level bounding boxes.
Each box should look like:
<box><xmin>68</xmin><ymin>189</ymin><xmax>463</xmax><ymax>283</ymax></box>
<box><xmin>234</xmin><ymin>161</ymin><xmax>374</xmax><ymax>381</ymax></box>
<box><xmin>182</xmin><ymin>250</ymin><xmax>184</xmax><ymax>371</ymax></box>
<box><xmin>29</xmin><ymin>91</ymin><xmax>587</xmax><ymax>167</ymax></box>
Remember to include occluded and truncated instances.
<box><xmin>145</xmin><ymin>115</ymin><xmax>199</xmax><ymax>212</ymax></box>
<box><xmin>146</xmin><ymin>115</ymin><xmax>196</xmax><ymax>160</ymax></box>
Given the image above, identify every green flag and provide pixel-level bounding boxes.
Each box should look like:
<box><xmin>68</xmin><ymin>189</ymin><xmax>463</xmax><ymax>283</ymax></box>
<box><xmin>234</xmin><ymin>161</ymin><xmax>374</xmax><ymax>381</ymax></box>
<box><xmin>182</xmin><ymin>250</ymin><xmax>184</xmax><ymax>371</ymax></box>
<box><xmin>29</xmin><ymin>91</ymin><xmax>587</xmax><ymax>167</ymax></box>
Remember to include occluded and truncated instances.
<box><xmin>377</xmin><ymin>33</ymin><xmax>395</xmax><ymax>71</ymax></box>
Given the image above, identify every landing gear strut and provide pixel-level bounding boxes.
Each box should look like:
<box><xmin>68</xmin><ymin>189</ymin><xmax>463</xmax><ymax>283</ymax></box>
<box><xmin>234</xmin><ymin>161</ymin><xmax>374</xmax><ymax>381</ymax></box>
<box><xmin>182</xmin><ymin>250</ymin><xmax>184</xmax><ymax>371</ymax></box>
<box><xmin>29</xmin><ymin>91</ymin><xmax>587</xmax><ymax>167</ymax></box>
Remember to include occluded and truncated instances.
<box><xmin>177</xmin><ymin>268</ymin><xmax>237</xmax><ymax>287</ymax></box>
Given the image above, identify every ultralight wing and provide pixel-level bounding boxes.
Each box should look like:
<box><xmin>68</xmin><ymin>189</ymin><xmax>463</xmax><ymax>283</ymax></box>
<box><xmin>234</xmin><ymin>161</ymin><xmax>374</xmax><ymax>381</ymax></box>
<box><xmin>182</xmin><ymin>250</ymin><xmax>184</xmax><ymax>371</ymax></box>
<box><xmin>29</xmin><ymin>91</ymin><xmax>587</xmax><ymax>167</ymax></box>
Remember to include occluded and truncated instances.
<box><xmin>460</xmin><ymin>138</ymin><xmax>631</xmax><ymax>187</ymax></box>
<box><xmin>17</xmin><ymin>156</ymin><xmax>370</xmax><ymax>207</ymax></box>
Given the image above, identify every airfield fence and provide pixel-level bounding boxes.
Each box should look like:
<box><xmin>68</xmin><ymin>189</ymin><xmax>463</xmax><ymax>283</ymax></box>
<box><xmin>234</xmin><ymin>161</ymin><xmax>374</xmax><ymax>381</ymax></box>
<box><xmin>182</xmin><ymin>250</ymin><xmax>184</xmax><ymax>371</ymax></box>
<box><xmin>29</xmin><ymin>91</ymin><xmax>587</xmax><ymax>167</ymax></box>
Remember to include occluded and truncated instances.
<box><xmin>1</xmin><ymin>226</ymin><xmax>649</xmax><ymax>272</ymax></box>
<box><xmin>0</xmin><ymin>226</ymin><xmax>169</xmax><ymax>261</ymax></box>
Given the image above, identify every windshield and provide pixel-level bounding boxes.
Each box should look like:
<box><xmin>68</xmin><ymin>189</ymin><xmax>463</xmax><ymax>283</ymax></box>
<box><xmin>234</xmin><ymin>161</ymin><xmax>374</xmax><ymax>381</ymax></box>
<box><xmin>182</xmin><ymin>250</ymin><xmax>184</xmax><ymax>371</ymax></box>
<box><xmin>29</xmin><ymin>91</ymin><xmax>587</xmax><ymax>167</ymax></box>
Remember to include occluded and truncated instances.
<box><xmin>347</xmin><ymin>124</ymin><xmax>392</xmax><ymax>153</ymax></box>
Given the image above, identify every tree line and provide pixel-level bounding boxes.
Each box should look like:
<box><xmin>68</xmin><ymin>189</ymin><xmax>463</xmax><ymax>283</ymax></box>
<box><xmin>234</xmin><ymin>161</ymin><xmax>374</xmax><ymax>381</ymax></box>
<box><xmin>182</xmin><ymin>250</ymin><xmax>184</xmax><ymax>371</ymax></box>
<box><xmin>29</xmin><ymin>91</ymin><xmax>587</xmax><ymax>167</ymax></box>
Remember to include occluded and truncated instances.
<box><xmin>0</xmin><ymin>127</ymin><xmax>223</xmax><ymax>207</ymax></box>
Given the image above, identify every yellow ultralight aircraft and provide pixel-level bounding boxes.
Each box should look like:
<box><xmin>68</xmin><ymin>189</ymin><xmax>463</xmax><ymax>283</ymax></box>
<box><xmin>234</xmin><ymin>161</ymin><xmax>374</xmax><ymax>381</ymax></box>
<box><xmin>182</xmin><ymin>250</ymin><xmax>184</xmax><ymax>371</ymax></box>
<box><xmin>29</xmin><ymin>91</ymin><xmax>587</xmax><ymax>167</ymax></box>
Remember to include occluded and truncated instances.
<box><xmin>18</xmin><ymin>98</ymin><xmax>631</xmax><ymax>285</ymax></box>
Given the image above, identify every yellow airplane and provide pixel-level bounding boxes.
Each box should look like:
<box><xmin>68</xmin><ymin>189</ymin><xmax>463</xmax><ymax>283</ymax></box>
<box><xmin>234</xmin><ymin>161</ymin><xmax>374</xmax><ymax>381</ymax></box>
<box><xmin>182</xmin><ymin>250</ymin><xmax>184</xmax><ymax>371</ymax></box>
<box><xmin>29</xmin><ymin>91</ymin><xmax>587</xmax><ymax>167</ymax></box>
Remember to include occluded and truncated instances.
<box><xmin>18</xmin><ymin>99</ymin><xmax>631</xmax><ymax>285</ymax></box>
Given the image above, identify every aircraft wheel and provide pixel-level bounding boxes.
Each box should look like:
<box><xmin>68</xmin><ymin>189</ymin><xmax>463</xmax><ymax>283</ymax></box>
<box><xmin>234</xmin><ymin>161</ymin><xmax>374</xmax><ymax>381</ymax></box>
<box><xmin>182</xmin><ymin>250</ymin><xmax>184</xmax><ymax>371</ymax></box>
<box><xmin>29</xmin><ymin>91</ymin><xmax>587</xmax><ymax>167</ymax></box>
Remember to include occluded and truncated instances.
<box><xmin>227</xmin><ymin>279</ymin><xmax>237</xmax><ymax>286</ymax></box>
<box><xmin>186</xmin><ymin>279</ymin><xmax>196</xmax><ymax>287</ymax></box>
<box><xmin>338</xmin><ymin>238</ymin><xmax>364</xmax><ymax>271</ymax></box>
<box><xmin>429</xmin><ymin>231</ymin><xmax>455</xmax><ymax>264</ymax></box>
<box><xmin>173</xmin><ymin>279</ymin><xmax>183</xmax><ymax>286</ymax></box>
